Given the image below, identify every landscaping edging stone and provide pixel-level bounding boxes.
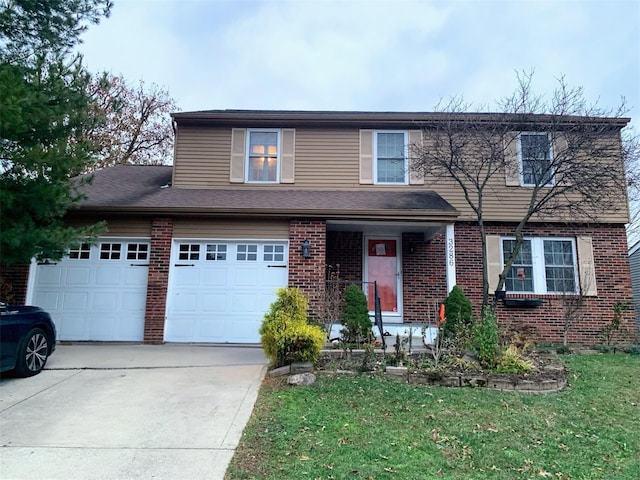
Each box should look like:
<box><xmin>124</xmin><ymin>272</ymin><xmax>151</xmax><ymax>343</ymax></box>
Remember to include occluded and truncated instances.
<box><xmin>316</xmin><ymin>349</ymin><xmax>568</xmax><ymax>393</ymax></box>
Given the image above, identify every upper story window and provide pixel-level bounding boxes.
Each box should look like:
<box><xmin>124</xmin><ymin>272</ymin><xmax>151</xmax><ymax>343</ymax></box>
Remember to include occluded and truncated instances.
<box><xmin>518</xmin><ymin>132</ymin><xmax>554</xmax><ymax>186</ymax></box>
<box><xmin>375</xmin><ymin>131</ymin><xmax>408</xmax><ymax>184</ymax></box>
<box><xmin>502</xmin><ymin>237</ymin><xmax>577</xmax><ymax>294</ymax></box>
<box><xmin>247</xmin><ymin>129</ymin><xmax>280</xmax><ymax>183</ymax></box>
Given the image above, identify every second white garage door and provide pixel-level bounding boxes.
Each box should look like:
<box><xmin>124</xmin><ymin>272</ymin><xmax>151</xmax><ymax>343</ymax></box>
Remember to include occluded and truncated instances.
<box><xmin>164</xmin><ymin>240</ymin><xmax>289</xmax><ymax>343</ymax></box>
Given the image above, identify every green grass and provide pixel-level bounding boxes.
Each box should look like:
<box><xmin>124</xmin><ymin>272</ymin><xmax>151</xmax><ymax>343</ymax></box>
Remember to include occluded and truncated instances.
<box><xmin>226</xmin><ymin>355</ymin><xmax>640</xmax><ymax>479</ymax></box>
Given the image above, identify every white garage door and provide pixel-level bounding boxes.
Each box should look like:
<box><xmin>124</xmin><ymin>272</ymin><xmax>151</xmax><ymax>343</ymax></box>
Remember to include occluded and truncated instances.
<box><xmin>165</xmin><ymin>240</ymin><xmax>289</xmax><ymax>343</ymax></box>
<box><xmin>28</xmin><ymin>239</ymin><xmax>150</xmax><ymax>341</ymax></box>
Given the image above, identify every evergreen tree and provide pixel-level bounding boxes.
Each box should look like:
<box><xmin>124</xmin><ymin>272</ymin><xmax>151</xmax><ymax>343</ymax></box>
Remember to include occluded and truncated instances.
<box><xmin>0</xmin><ymin>0</ymin><xmax>111</xmax><ymax>265</ymax></box>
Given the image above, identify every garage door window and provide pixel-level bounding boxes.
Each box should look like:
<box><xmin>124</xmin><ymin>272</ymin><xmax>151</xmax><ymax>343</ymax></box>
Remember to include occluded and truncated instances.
<box><xmin>68</xmin><ymin>243</ymin><xmax>91</xmax><ymax>259</ymax></box>
<box><xmin>127</xmin><ymin>243</ymin><xmax>149</xmax><ymax>260</ymax></box>
<box><xmin>264</xmin><ymin>245</ymin><xmax>285</xmax><ymax>261</ymax></box>
<box><xmin>179</xmin><ymin>244</ymin><xmax>200</xmax><ymax>260</ymax></box>
<box><xmin>237</xmin><ymin>244</ymin><xmax>258</xmax><ymax>261</ymax></box>
<box><xmin>100</xmin><ymin>243</ymin><xmax>122</xmax><ymax>260</ymax></box>
<box><xmin>206</xmin><ymin>244</ymin><xmax>227</xmax><ymax>261</ymax></box>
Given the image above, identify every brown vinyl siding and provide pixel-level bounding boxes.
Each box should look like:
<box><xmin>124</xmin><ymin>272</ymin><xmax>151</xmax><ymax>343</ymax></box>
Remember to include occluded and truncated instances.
<box><xmin>172</xmin><ymin>218</ymin><xmax>289</xmax><ymax>239</ymax></box>
<box><xmin>66</xmin><ymin>216</ymin><xmax>152</xmax><ymax>237</ymax></box>
<box><xmin>172</xmin><ymin>125</ymin><xmax>629</xmax><ymax>223</ymax></box>
<box><xmin>173</xmin><ymin>126</ymin><xmax>231</xmax><ymax>187</ymax></box>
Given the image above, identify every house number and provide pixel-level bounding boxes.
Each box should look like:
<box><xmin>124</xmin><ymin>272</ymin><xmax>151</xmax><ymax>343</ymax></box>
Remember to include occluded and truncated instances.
<box><xmin>448</xmin><ymin>238</ymin><xmax>455</xmax><ymax>267</ymax></box>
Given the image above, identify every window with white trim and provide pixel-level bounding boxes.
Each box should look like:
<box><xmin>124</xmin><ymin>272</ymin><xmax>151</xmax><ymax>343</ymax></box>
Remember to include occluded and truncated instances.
<box><xmin>518</xmin><ymin>132</ymin><xmax>554</xmax><ymax>186</ymax></box>
<box><xmin>375</xmin><ymin>131</ymin><xmax>408</xmax><ymax>184</ymax></box>
<box><xmin>100</xmin><ymin>243</ymin><xmax>122</xmax><ymax>260</ymax></box>
<box><xmin>68</xmin><ymin>243</ymin><xmax>91</xmax><ymax>259</ymax></box>
<box><xmin>237</xmin><ymin>244</ymin><xmax>258</xmax><ymax>261</ymax></box>
<box><xmin>502</xmin><ymin>238</ymin><xmax>577</xmax><ymax>294</ymax></box>
<box><xmin>206</xmin><ymin>244</ymin><xmax>227</xmax><ymax>261</ymax></box>
<box><xmin>126</xmin><ymin>243</ymin><xmax>149</xmax><ymax>260</ymax></box>
<box><xmin>263</xmin><ymin>244</ymin><xmax>285</xmax><ymax>262</ymax></box>
<box><xmin>178</xmin><ymin>243</ymin><xmax>200</xmax><ymax>261</ymax></box>
<box><xmin>247</xmin><ymin>129</ymin><xmax>279</xmax><ymax>182</ymax></box>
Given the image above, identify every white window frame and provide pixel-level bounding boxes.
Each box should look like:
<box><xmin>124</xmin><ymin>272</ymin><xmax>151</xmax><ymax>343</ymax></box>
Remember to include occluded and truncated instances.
<box><xmin>245</xmin><ymin>128</ymin><xmax>281</xmax><ymax>183</ymax></box>
<box><xmin>374</xmin><ymin>130</ymin><xmax>408</xmax><ymax>185</ymax></box>
<box><xmin>501</xmin><ymin>237</ymin><xmax>579</xmax><ymax>294</ymax></box>
<box><xmin>517</xmin><ymin>132</ymin><xmax>554</xmax><ymax>187</ymax></box>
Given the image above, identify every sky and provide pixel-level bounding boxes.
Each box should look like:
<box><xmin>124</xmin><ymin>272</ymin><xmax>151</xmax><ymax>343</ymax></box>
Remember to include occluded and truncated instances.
<box><xmin>78</xmin><ymin>0</ymin><xmax>640</xmax><ymax>126</ymax></box>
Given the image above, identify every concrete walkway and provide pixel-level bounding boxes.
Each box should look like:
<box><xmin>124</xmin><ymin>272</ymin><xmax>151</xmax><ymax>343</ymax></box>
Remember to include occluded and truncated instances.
<box><xmin>0</xmin><ymin>344</ymin><xmax>268</xmax><ymax>479</ymax></box>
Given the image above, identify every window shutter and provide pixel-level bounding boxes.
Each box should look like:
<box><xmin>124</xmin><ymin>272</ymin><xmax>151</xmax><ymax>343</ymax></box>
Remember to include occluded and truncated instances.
<box><xmin>408</xmin><ymin>130</ymin><xmax>424</xmax><ymax>185</ymax></box>
<box><xmin>576</xmin><ymin>236</ymin><xmax>597</xmax><ymax>296</ymax></box>
<box><xmin>504</xmin><ymin>131</ymin><xmax>520</xmax><ymax>186</ymax></box>
<box><xmin>553</xmin><ymin>133</ymin><xmax>570</xmax><ymax>186</ymax></box>
<box><xmin>280</xmin><ymin>128</ymin><xmax>295</xmax><ymax>183</ymax></box>
<box><xmin>359</xmin><ymin>129</ymin><xmax>374</xmax><ymax>184</ymax></box>
<box><xmin>486</xmin><ymin>235</ymin><xmax>502</xmax><ymax>292</ymax></box>
<box><xmin>230</xmin><ymin>128</ymin><xmax>246</xmax><ymax>183</ymax></box>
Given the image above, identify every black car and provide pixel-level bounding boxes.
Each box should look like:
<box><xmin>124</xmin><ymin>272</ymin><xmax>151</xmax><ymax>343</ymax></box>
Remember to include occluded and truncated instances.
<box><xmin>0</xmin><ymin>302</ymin><xmax>57</xmax><ymax>377</ymax></box>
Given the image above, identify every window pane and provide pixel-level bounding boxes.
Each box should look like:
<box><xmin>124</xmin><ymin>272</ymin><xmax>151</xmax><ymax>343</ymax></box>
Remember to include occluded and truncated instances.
<box><xmin>248</xmin><ymin>157</ymin><xmax>277</xmax><ymax>182</ymax></box>
<box><xmin>503</xmin><ymin>239</ymin><xmax>534</xmax><ymax>292</ymax></box>
<box><xmin>544</xmin><ymin>240</ymin><xmax>576</xmax><ymax>293</ymax></box>
<box><xmin>521</xmin><ymin>133</ymin><xmax>553</xmax><ymax>185</ymax></box>
<box><xmin>376</xmin><ymin>132</ymin><xmax>406</xmax><ymax>183</ymax></box>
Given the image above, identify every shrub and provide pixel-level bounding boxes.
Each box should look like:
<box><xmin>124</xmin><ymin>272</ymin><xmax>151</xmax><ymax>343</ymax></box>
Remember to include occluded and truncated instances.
<box><xmin>260</xmin><ymin>288</ymin><xmax>326</xmax><ymax>367</ymax></box>
<box><xmin>340</xmin><ymin>284</ymin><xmax>374</xmax><ymax>345</ymax></box>
<box><xmin>442</xmin><ymin>285</ymin><xmax>473</xmax><ymax>339</ymax></box>
<box><xmin>496</xmin><ymin>345</ymin><xmax>534</xmax><ymax>373</ymax></box>
<box><xmin>472</xmin><ymin>307</ymin><xmax>500</xmax><ymax>369</ymax></box>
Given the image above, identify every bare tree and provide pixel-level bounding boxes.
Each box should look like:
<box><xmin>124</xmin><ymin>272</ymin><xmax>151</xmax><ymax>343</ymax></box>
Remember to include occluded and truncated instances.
<box><xmin>84</xmin><ymin>73</ymin><xmax>178</xmax><ymax>170</ymax></box>
<box><xmin>412</xmin><ymin>71</ymin><xmax>631</xmax><ymax>309</ymax></box>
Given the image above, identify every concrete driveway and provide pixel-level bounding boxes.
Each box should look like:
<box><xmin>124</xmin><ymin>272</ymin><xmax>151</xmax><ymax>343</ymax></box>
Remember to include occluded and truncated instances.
<box><xmin>0</xmin><ymin>344</ymin><xmax>268</xmax><ymax>479</ymax></box>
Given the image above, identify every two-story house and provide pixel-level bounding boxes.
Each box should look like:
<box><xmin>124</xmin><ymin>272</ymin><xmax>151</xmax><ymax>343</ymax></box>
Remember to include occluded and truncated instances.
<box><xmin>7</xmin><ymin>110</ymin><xmax>637</xmax><ymax>345</ymax></box>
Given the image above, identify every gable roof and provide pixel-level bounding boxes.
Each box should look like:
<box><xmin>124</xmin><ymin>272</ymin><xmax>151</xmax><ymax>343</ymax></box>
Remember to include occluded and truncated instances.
<box><xmin>75</xmin><ymin>165</ymin><xmax>459</xmax><ymax>221</ymax></box>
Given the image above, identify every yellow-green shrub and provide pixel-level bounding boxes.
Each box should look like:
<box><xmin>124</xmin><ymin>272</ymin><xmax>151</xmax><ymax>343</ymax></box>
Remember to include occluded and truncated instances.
<box><xmin>260</xmin><ymin>288</ymin><xmax>326</xmax><ymax>367</ymax></box>
<box><xmin>495</xmin><ymin>345</ymin><xmax>534</xmax><ymax>373</ymax></box>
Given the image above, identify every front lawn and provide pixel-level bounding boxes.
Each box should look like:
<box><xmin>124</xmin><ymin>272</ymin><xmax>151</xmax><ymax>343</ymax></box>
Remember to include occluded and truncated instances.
<box><xmin>226</xmin><ymin>354</ymin><xmax>639</xmax><ymax>479</ymax></box>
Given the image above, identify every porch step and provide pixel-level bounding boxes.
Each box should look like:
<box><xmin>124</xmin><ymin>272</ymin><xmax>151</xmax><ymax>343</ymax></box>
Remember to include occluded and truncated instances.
<box><xmin>327</xmin><ymin>323</ymin><xmax>438</xmax><ymax>349</ymax></box>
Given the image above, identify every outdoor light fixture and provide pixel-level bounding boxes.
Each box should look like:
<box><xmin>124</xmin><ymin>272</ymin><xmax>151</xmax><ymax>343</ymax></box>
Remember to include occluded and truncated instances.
<box><xmin>301</xmin><ymin>239</ymin><xmax>311</xmax><ymax>258</ymax></box>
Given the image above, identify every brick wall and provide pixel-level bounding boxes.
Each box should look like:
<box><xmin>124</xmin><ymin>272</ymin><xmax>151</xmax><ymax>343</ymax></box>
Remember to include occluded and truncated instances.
<box><xmin>288</xmin><ymin>219</ymin><xmax>326</xmax><ymax>321</ymax></box>
<box><xmin>143</xmin><ymin>217</ymin><xmax>173</xmax><ymax>344</ymax></box>
<box><xmin>402</xmin><ymin>232</ymin><xmax>448</xmax><ymax>323</ymax></box>
<box><xmin>0</xmin><ymin>264</ymin><xmax>30</xmax><ymax>304</ymax></box>
<box><xmin>326</xmin><ymin>231</ymin><xmax>362</xmax><ymax>282</ymax></box>
<box><xmin>454</xmin><ymin>222</ymin><xmax>637</xmax><ymax>345</ymax></box>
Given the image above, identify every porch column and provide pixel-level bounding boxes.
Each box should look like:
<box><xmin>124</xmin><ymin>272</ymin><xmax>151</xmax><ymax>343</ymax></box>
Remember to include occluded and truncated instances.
<box><xmin>446</xmin><ymin>224</ymin><xmax>456</xmax><ymax>292</ymax></box>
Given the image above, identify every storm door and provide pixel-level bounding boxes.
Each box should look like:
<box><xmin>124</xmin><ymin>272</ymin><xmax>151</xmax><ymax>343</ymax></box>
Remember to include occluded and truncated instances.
<box><xmin>364</xmin><ymin>236</ymin><xmax>402</xmax><ymax>321</ymax></box>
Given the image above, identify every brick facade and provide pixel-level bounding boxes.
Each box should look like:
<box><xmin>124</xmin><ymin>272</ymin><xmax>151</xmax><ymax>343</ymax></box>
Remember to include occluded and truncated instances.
<box><xmin>402</xmin><ymin>232</ymin><xmax>448</xmax><ymax>324</ymax></box>
<box><xmin>453</xmin><ymin>222</ymin><xmax>637</xmax><ymax>344</ymax></box>
<box><xmin>288</xmin><ymin>219</ymin><xmax>326</xmax><ymax>321</ymax></box>
<box><xmin>143</xmin><ymin>217</ymin><xmax>173</xmax><ymax>344</ymax></box>
<box><xmin>0</xmin><ymin>264</ymin><xmax>30</xmax><ymax>304</ymax></box>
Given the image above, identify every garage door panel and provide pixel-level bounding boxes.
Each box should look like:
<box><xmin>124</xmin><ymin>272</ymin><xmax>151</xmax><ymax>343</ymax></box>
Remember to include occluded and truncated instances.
<box><xmin>33</xmin><ymin>292</ymin><xmax>60</xmax><ymax>311</ymax></box>
<box><xmin>93</xmin><ymin>292</ymin><xmax>118</xmax><ymax>311</ymax></box>
<box><xmin>30</xmin><ymin>238</ymin><xmax>149</xmax><ymax>341</ymax></box>
<box><xmin>62</xmin><ymin>292</ymin><xmax>89</xmax><ymax>310</ymax></box>
<box><xmin>172</xmin><ymin>267</ymin><xmax>199</xmax><ymax>286</ymax></box>
<box><xmin>173</xmin><ymin>293</ymin><xmax>198</xmax><ymax>312</ymax></box>
<box><xmin>96</xmin><ymin>266</ymin><xmax>121</xmax><ymax>285</ymax></box>
<box><xmin>36</xmin><ymin>267</ymin><xmax>62</xmax><ymax>285</ymax></box>
<box><xmin>202</xmin><ymin>294</ymin><xmax>227</xmax><ymax>312</ymax></box>
<box><xmin>165</xmin><ymin>240</ymin><xmax>288</xmax><ymax>343</ymax></box>
<box><xmin>233</xmin><ymin>268</ymin><xmax>259</xmax><ymax>287</ymax></box>
<box><xmin>202</xmin><ymin>268</ymin><xmax>228</xmax><ymax>287</ymax></box>
<box><xmin>66</xmin><ymin>267</ymin><xmax>91</xmax><ymax>285</ymax></box>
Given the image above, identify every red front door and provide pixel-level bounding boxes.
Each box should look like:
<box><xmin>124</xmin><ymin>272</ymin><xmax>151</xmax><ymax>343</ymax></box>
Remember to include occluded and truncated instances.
<box><xmin>365</xmin><ymin>238</ymin><xmax>399</xmax><ymax>314</ymax></box>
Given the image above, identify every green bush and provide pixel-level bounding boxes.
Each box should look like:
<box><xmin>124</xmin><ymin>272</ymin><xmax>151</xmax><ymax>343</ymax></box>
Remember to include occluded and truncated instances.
<box><xmin>260</xmin><ymin>288</ymin><xmax>326</xmax><ymax>367</ymax></box>
<box><xmin>340</xmin><ymin>284</ymin><xmax>374</xmax><ymax>345</ymax></box>
<box><xmin>442</xmin><ymin>285</ymin><xmax>473</xmax><ymax>339</ymax></box>
<box><xmin>495</xmin><ymin>345</ymin><xmax>534</xmax><ymax>373</ymax></box>
<box><xmin>472</xmin><ymin>307</ymin><xmax>500</xmax><ymax>369</ymax></box>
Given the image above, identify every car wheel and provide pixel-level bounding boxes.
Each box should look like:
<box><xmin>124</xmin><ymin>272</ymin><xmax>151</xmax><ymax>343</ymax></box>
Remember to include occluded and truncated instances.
<box><xmin>14</xmin><ymin>328</ymin><xmax>49</xmax><ymax>377</ymax></box>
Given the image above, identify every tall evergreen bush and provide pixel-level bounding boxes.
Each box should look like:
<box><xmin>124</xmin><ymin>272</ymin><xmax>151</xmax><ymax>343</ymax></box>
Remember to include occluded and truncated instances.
<box><xmin>340</xmin><ymin>284</ymin><xmax>374</xmax><ymax>345</ymax></box>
